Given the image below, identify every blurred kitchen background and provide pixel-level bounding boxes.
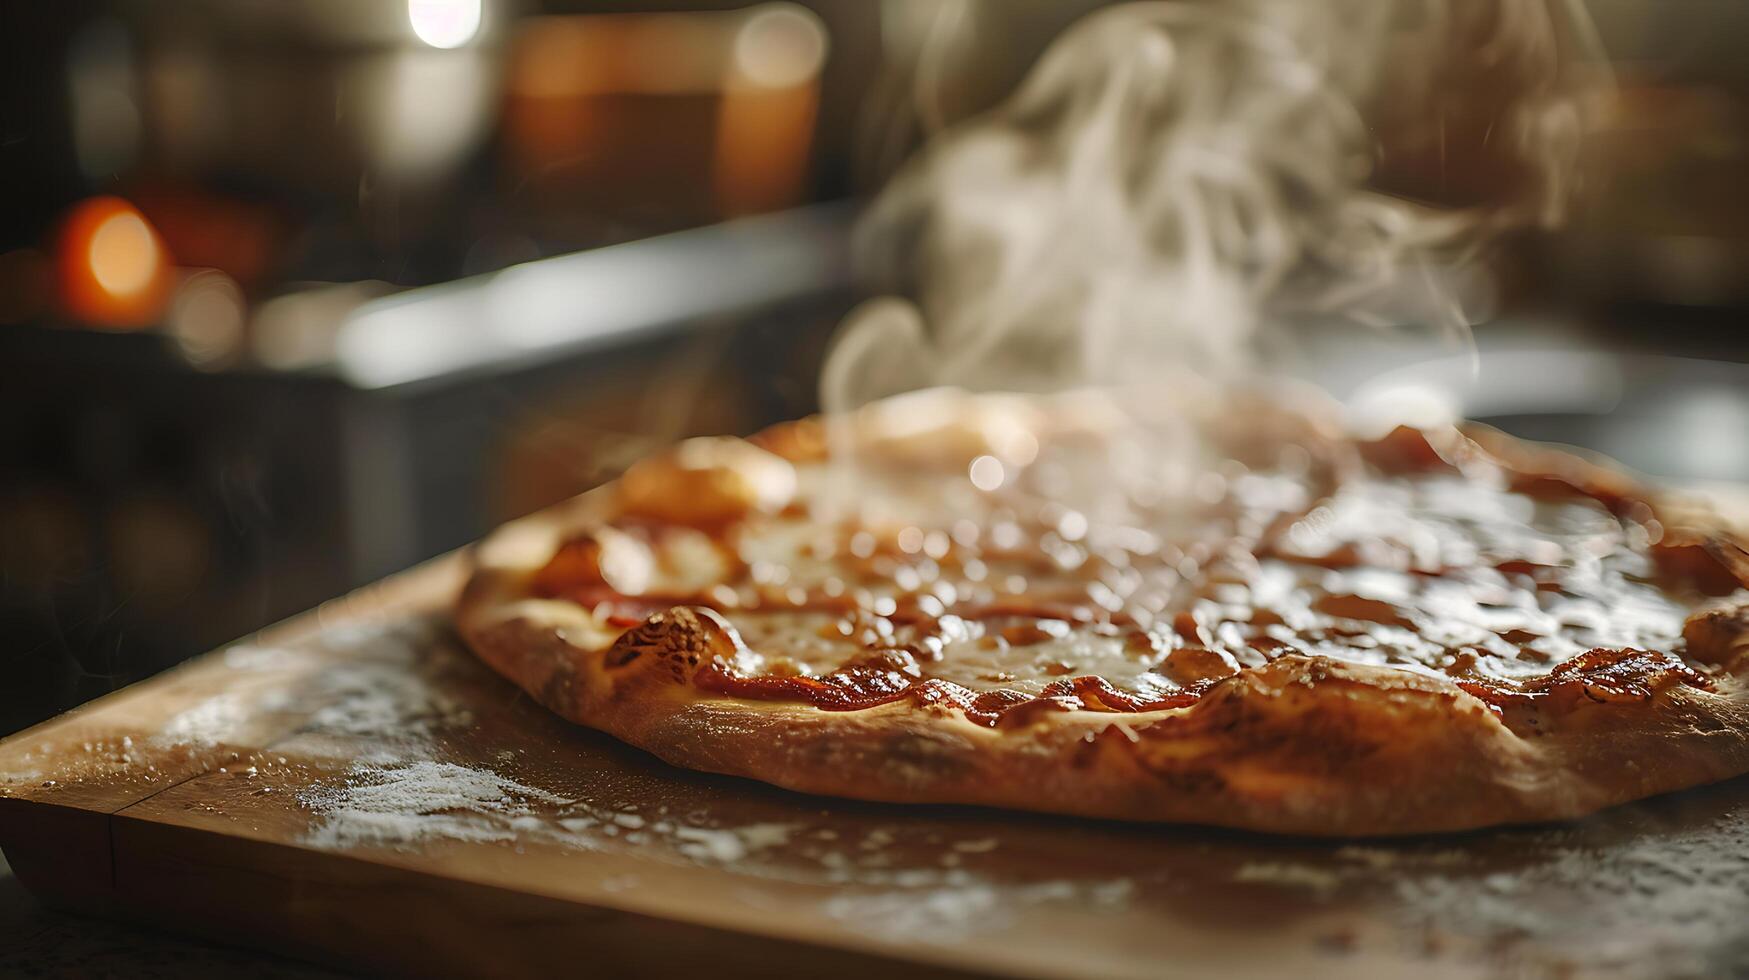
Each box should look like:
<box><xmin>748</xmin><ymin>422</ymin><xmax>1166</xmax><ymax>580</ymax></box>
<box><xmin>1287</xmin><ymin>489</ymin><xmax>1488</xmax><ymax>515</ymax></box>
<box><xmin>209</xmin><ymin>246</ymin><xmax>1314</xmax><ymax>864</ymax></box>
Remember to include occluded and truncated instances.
<box><xmin>1</xmin><ymin>0</ymin><xmax>1746</xmax><ymax>735</ymax></box>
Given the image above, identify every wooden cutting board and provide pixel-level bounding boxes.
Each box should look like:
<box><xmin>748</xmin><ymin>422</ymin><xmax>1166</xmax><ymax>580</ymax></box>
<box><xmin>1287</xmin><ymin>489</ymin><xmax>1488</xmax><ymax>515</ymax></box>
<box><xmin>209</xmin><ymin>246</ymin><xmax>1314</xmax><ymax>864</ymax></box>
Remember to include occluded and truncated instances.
<box><xmin>3</xmin><ymin>548</ymin><xmax>1748</xmax><ymax>979</ymax></box>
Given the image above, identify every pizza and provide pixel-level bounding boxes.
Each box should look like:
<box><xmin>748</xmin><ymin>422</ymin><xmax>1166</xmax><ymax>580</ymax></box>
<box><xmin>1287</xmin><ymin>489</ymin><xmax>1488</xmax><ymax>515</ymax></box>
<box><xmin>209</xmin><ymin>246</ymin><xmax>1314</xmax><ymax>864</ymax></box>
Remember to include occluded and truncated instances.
<box><xmin>456</xmin><ymin>387</ymin><xmax>1749</xmax><ymax>835</ymax></box>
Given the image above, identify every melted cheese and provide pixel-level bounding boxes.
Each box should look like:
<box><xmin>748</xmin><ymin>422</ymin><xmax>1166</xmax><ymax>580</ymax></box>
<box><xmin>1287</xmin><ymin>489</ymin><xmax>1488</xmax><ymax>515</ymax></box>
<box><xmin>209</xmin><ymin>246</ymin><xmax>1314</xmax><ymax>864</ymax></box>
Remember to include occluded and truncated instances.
<box><xmin>551</xmin><ymin>413</ymin><xmax>1719</xmax><ymax>707</ymax></box>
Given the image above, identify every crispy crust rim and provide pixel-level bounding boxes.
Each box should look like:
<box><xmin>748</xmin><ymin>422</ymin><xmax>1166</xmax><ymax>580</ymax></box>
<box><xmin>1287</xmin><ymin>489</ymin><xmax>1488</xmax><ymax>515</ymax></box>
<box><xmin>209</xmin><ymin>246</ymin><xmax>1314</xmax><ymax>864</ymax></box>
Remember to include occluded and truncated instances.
<box><xmin>455</xmin><ymin>407</ymin><xmax>1749</xmax><ymax>837</ymax></box>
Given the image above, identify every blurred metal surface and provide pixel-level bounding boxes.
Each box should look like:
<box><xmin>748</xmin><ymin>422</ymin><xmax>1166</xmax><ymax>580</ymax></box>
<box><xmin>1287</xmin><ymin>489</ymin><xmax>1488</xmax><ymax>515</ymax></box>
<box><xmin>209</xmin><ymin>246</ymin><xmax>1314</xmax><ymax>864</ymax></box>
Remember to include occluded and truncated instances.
<box><xmin>1312</xmin><ymin>318</ymin><xmax>1749</xmax><ymax>485</ymax></box>
<box><xmin>336</xmin><ymin>202</ymin><xmax>853</xmax><ymax>389</ymax></box>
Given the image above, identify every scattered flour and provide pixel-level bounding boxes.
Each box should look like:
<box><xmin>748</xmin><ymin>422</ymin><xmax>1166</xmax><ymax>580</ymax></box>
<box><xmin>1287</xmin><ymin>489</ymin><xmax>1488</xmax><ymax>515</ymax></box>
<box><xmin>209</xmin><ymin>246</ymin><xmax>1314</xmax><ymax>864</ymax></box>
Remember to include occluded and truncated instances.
<box><xmin>151</xmin><ymin>694</ymin><xmax>249</xmax><ymax>748</ymax></box>
<box><xmin>1234</xmin><ymin>844</ymin><xmax>1480</xmax><ymax>894</ymax></box>
<box><xmin>300</xmin><ymin>761</ymin><xmax>568</xmax><ymax>850</ymax></box>
<box><xmin>222</xmin><ymin>643</ymin><xmax>304</xmax><ymax>672</ymax></box>
<box><xmin>1233</xmin><ymin>861</ymin><xmax>1344</xmax><ymax>893</ymax></box>
<box><xmin>1389</xmin><ymin>819</ymin><xmax>1749</xmax><ymax>977</ymax></box>
<box><xmin>1227</xmin><ymin>817</ymin><xmax>1749</xmax><ymax>976</ymax></box>
<box><xmin>0</xmin><ymin>766</ymin><xmax>43</xmax><ymax>787</ymax></box>
<box><xmin>301</xmin><ymin>661</ymin><xmax>472</xmax><ymax>740</ymax></box>
<box><xmin>212</xmin><ymin>612</ymin><xmax>1150</xmax><ymax>949</ymax></box>
<box><xmin>308</xmin><ymin>616</ymin><xmax>441</xmax><ymax>655</ymax></box>
<box><xmin>670</xmin><ymin>822</ymin><xmax>796</xmax><ymax>863</ymax></box>
<box><xmin>296</xmin><ymin>758</ymin><xmax>1138</xmax><ymax>943</ymax></box>
<box><xmin>298</xmin><ymin>758</ymin><xmax>808</xmax><ymax>871</ymax></box>
<box><xmin>824</xmin><ymin>876</ymin><xmax>1134</xmax><ymax>941</ymax></box>
<box><xmin>295</xmin><ymin>618</ymin><xmax>470</xmax><ymax>742</ymax></box>
<box><xmin>155</xmin><ymin>617</ymin><xmax>466</xmax><ymax>756</ymax></box>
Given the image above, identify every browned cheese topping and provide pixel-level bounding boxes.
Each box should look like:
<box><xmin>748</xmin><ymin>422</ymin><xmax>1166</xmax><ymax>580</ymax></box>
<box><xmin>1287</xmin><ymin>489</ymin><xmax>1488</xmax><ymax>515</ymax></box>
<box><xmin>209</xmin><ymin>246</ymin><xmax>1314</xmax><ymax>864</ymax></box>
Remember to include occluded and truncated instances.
<box><xmin>532</xmin><ymin>403</ymin><xmax>1738</xmax><ymax>729</ymax></box>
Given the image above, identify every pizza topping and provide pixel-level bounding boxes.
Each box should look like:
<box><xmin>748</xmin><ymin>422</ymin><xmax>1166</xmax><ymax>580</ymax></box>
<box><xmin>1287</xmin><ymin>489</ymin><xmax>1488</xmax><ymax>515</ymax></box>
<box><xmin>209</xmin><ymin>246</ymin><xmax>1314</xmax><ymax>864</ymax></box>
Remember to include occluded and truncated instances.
<box><xmin>1158</xmin><ymin>646</ymin><xmax>1241</xmax><ymax>685</ymax></box>
<box><xmin>531</xmin><ymin>536</ymin><xmax>612</xmax><ymax>597</ymax></box>
<box><xmin>1552</xmin><ymin>647</ymin><xmax>1713</xmax><ymax>702</ymax></box>
<box><xmin>1458</xmin><ymin>647</ymin><xmax>1715</xmax><ymax>725</ymax></box>
<box><xmin>849</xmin><ymin>389</ymin><xmax>1046</xmax><ymax>467</ymax></box>
<box><xmin>1651</xmin><ymin>534</ymin><xmax>1749</xmax><ymax>598</ymax></box>
<box><xmin>606</xmin><ymin>606</ymin><xmax>748</xmax><ymax>684</ymax></box>
<box><xmin>530</xmin><ymin>527</ymin><xmax>655</xmax><ymax>597</ymax></box>
<box><xmin>534</xmin><ymin>415</ymin><xmax>1747</xmax><ymax>728</ymax></box>
<box><xmin>695</xmin><ymin>648</ymin><xmax>927</xmax><ymax>711</ymax></box>
<box><xmin>535</xmin><ymin>524</ymin><xmax>734</xmax><ymax>601</ymax></box>
<box><xmin>1683</xmin><ymin>598</ymin><xmax>1749</xmax><ymax>671</ymax></box>
<box><xmin>618</xmin><ymin>436</ymin><xmax>797</xmax><ymax>526</ymax></box>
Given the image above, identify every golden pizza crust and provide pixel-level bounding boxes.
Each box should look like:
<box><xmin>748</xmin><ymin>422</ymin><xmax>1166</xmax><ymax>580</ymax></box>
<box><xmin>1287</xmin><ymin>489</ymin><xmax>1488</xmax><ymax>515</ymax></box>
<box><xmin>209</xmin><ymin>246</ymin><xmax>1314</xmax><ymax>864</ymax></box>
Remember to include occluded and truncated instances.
<box><xmin>455</xmin><ymin>394</ymin><xmax>1749</xmax><ymax>836</ymax></box>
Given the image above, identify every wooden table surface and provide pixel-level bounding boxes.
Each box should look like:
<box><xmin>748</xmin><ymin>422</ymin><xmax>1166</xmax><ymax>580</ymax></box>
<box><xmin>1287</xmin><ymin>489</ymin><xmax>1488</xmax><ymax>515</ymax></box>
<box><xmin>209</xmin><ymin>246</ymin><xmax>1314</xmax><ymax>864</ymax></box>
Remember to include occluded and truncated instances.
<box><xmin>2</xmin><ymin>548</ymin><xmax>1747</xmax><ymax>979</ymax></box>
<box><xmin>0</xmin><ymin>848</ymin><xmax>348</xmax><ymax>979</ymax></box>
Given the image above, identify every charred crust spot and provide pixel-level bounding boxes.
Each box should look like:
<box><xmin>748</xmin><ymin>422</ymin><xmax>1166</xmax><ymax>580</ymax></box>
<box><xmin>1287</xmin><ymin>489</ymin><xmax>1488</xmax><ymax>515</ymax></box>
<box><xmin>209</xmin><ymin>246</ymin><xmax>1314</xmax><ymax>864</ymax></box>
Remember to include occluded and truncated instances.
<box><xmin>1459</xmin><ymin>647</ymin><xmax>1716</xmax><ymax>728</ymax></box>
<box><xmin>1549</xmin><ymin>647</ymin><xmax>1713</xmax><ymax>693</ymax></box>
<box><xmin>605</xmin><ymin>606</ymin><xmax>745</xmax><ymax>684</ymax></box>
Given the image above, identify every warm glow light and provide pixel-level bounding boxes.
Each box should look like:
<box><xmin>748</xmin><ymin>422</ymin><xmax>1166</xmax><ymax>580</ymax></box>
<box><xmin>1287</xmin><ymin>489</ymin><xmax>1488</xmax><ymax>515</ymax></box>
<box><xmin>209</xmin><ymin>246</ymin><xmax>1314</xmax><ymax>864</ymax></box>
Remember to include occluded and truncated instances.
<box><xmin>716</xmin><ymin>4</ymin><xmax>827</xmax><ymax>215</ymax></box>
<box><xmin>57</xmin><ymin>196</ymin><xmax>170</xmax><ymax>328</ymax></box>
<box><xmin>732</xmin><ymin>4</ymin><xmax>828</xmax><ymax>89</ymax></box>
<box><xmin>88</xmin><ymin>211</ymin><xmax>157</xmax><ymax>297</ymax></box>
<box><xmin>409</xmin><ymin>0</ymin><xmax>482</xmax><ymax>49</ymax></box>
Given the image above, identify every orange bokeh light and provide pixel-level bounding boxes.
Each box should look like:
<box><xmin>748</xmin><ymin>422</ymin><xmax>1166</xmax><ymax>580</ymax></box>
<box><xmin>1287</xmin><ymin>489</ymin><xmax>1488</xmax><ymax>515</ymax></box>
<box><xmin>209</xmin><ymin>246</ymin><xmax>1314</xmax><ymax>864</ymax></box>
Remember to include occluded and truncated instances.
<box><xmin>57</xmin><ymin>196</ymin><xmax>172</xmax><ymax>328</ymax></box>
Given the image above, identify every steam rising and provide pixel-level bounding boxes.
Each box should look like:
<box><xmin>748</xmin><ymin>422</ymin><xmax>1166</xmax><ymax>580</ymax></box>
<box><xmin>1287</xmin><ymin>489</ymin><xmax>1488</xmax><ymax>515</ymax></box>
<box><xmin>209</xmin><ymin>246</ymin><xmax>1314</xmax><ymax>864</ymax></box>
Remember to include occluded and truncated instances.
<box><xmin>824</xmin><ymin>0</ymin><xmax>1602</xmax><ymax>418</ymax></box>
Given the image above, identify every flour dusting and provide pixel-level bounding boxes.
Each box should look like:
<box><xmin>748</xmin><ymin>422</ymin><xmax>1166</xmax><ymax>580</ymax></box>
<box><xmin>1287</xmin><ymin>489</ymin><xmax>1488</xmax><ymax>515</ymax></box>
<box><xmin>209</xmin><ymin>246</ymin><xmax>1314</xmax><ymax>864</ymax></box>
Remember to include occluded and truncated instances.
<box><xmin>298</xmin><ymin>759</ymin><xmax>804</xmax><ymax>867</ymax></box>
<box><xmin>670</xmin><ymin>822</ymin><xmax>796</xmax><ymax>863</ymax></box>
<box><xmin>302</xmin><ymin>662</ymin><xmax>472</xmax><ymax>741</ymax></box>
<box><xmin>300</xmin><ymin>761</ymin><xmax>568</xmax><ymax>850</ymax></box>
<box><xmin>0</xmin><ymin>766</ymin><xmax>43</xmax><ymax>787</ymax></box>
<box><xmin>1233</xmin><ymin>861</ymin><xmax>1343</xmax><ymax>893</ymax></box>
<box><xmin>222</xmin><ymin>643</ymin><xmax>304</xmax><ymax>672</ymax></box>
<box><xmin>1390</xmin><ymin>818</ymin><xmax>1749</xmax><ymax>976</ymax></box>
<box><xmin>1332</xmin><ymin>844</ymin><xmax>1470</xmax><ymax>871</ymax></box>
<box><xmin>1216</xmin><ymin>813</ymin><xmax>1749</xmax><ymax>976</ymax></box>
<box><xmin>151</xmin><ymin>694</ymin><xmax>249</xmax><ymax>748</ymax></box>
<box><xmin>276</xmin><ymin>616</ymin><xmax>474</xmax><ymax>760</ymax></box>
<box><xmin>824</xmin><ymin>876</ymin><xmax>1134</xmax><ymax>941</ymax></box>
<box><xmin>294</xmin><ymin>753</ymin><xmax>1139</xmax><ymax>942</ymax></box>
